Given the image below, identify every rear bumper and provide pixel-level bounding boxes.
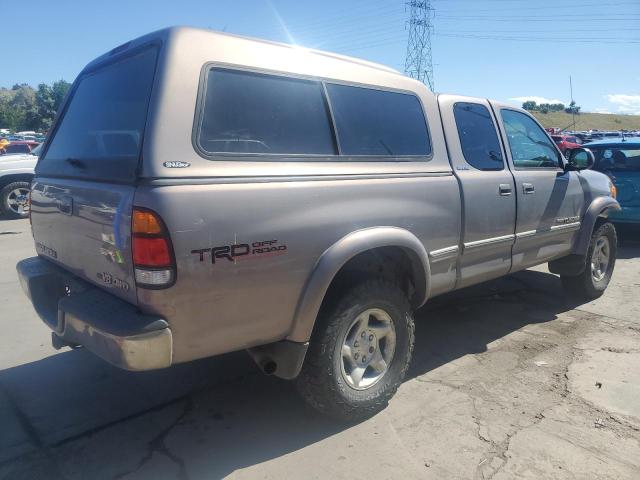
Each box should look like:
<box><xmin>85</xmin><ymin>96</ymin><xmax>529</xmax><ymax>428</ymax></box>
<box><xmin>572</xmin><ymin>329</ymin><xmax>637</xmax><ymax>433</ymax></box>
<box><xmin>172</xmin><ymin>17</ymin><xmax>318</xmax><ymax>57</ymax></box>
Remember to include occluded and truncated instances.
<box><xmin>16</xmin><ymin>257</ymin><xmax>172</xmax><ymax>371</ymax></box>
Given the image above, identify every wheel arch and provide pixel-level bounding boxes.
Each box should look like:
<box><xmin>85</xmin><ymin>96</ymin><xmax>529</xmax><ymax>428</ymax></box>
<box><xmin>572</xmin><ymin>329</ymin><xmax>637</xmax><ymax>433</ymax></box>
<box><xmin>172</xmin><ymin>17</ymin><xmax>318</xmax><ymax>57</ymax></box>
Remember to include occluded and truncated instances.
<box><xmin>573</xmin><ymin>196</ymin><xmax>620</xmax><ymax>256</ymax></box>
<box><xmin>0</xmin><ymin>173</ymin><xmax>34</xmax><ymax>189</ymax></box>
<box><xmin>287</xmin><ymin>227</ymin><xmax>431</xmax><ymax>344</ymax></box>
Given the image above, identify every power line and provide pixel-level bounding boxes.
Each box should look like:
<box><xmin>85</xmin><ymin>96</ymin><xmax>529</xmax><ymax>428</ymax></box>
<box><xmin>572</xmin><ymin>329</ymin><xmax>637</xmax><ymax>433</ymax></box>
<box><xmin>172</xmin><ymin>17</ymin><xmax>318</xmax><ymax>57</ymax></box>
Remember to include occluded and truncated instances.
<box><xmin>405</xmin><ymin>1</ymin><xmax>435</xmax><ymax>91</ymax></box>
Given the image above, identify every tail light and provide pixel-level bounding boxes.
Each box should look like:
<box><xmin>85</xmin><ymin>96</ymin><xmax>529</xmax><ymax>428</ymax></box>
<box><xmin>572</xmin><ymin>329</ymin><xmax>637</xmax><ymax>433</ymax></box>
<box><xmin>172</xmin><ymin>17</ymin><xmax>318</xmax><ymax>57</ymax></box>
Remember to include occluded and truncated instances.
<box><xmin>131</xmin><ymin>207</ymin><xmax>176</xmax><ymax>288</ymax></box>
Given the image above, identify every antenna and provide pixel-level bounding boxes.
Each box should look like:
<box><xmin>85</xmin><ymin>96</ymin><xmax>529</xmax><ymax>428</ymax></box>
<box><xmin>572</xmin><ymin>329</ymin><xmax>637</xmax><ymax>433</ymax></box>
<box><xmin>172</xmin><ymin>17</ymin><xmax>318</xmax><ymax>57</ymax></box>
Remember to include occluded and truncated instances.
<box><xmin>404</xmin><ymin>1</ymin><xmax>435</xmax><ymax>91</ymax></box>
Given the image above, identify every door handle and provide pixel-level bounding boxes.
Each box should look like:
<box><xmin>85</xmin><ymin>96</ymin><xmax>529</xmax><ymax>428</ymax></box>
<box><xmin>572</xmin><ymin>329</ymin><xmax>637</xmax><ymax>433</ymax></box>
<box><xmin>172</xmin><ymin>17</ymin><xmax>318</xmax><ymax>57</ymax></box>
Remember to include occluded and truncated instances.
<box><xmin>522</xmin><ymin>183</ymin><xmax>535</xmax><ymax>194</ymax></box>
<box><xmin>498</xmin><ymin>184</ymin><xmax>512</xmax><ymax>196</ymax></box>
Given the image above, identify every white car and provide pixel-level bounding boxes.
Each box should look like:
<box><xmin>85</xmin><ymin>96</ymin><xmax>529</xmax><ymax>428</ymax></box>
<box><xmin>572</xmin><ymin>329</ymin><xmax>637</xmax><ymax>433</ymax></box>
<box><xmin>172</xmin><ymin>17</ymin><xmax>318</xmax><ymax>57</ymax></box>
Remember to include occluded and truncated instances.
<box><xmin>0</xmin><ymin>144</ymin><xmax>39</xmax><ymax>219</ymax></box>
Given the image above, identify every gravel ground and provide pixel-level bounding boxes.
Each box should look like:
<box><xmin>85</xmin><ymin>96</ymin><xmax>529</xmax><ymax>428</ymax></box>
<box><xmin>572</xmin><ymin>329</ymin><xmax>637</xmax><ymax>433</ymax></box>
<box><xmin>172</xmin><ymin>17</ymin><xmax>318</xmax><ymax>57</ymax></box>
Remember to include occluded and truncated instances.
<box><xmin>1</xmin><ymin>218</ymin><xmax>639</xmax><ymax>480</ymax></box>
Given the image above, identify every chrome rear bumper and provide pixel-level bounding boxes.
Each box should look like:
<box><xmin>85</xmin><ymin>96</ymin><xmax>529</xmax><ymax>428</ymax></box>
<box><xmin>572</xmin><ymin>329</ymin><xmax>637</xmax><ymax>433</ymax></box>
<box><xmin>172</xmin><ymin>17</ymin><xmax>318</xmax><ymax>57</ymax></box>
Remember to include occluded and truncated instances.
<box><xmin>16</xmin><ymin>257</ymin><xmax>172</xmax><ymax>371</ymax></box>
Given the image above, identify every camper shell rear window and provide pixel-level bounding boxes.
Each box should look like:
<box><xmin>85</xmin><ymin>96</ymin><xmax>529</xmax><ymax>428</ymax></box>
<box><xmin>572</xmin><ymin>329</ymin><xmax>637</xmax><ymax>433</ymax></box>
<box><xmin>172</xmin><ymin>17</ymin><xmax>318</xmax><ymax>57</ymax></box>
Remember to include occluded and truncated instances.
<box><xmin>37</xmin><ymin>46</ymin><xmax>158</xmax><ymax>182</ymax></box>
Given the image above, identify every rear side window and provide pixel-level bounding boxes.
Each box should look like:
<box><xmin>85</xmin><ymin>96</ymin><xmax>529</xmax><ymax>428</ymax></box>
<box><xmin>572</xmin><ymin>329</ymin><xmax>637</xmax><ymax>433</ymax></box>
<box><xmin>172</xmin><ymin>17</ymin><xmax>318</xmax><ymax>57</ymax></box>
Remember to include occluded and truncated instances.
<box><xmin>453</xmin><ymin>102</ymin><xmax>503</xmax><ymax>171</ymax></box>
<box><xmin>326</xmin><ymin>83</ymin><xmax>431</xmax><ymax>156</ymax></box>
<box><xmin>197</xmin><ymin>69</ymin><xmax>336</xmax><ymax>155</ymax></box>
<box><xmin>39</xmin><ymin>47</ymin><xmax>158</xmax><ymax>181</ymax></box>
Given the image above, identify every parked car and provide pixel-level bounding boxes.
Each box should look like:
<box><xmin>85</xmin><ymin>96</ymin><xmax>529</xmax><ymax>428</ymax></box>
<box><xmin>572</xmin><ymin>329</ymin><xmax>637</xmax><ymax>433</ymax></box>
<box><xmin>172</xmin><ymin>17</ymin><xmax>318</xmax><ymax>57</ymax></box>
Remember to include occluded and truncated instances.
<box><xmin>1</xmin><ymin>140</ymin><xmax>40</xmax><ymax>155</ymax></box>
<box><xmin>0</xmin><ymin>144</ymin><xmax>39</xmax><ymax>218</ymax></box>
<box><xmin>17</xmin><ymin>27</ymin><xmax>619</xmax><ymax>420</ymax></box>
<box><xmin>586</xmin><ymin>138</ymin><xmax>640</xmax><ymax>231</ymax></box>
<box><xmin>551</xmin><ymin>134</ymin><xmax>582</xmax><ymax>154</ymax></box>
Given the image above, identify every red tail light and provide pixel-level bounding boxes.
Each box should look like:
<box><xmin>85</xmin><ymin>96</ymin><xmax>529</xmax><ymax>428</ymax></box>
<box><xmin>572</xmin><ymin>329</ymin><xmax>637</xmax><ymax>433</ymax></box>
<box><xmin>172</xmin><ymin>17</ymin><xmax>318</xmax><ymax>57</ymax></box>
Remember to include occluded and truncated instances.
<box><xmin>131</xmin><ymin>207</ymin><xmax>176</xmax><ymax>288</ymax></box>
<box><xmin>132</xmin><ymin>237</ymin><xmax>171</xmax><ymax>266</ymax></box>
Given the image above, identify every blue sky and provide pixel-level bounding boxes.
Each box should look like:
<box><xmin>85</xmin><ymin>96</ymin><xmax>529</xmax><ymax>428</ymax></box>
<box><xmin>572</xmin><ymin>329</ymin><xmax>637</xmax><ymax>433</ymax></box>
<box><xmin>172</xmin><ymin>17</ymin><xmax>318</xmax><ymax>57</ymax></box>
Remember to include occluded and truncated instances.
<box><xmin>2</xmin><ymin>0</ymin><xmax>639</xmax><ymax>113</ymax></box>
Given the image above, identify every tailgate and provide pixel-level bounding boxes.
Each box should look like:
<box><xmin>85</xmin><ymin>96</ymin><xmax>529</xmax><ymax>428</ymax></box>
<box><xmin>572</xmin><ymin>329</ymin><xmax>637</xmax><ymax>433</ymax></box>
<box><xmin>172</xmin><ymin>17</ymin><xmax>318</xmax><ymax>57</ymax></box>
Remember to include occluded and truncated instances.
<box><xmin>30</xmin><ymin>178</ymin><xmax>137</xmax><ymax>304</ymax></box>
<box><xmin>28</xmin><ymin>44</ymin><xmax>160</xmax><ymax>305</ymax></box>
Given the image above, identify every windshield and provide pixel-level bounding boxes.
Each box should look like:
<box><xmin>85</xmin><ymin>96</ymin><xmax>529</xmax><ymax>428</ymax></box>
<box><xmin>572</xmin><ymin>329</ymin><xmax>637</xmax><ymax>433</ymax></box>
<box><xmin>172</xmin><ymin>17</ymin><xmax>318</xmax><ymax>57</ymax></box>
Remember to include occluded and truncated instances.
<box><xmin>4</xmin><ymin>144</ymin><xmax>32</xmax><ymax>155</ymax></box>
<box><xmin>37</xmin><ymin>47</ymin><xmax>158</xmax><ymax>182</ymax></box>
<box><xmin>591</xmin><ymin>146</ymin><xmax>640</xmax><ymax>172</ymax></box>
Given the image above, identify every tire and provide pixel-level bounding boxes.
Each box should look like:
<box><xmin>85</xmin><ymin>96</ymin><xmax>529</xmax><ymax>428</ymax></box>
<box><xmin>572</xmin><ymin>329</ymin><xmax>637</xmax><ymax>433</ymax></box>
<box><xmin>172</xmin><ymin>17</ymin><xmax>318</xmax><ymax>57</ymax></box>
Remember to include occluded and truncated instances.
<box><xmin>0</xmin><ymin>181</ymin><xmax>31</xmax><ymax>219</ymax></box>
<box><xmin>561</xmin><ymin>221</ymin><xmax>617</xmax><ymax>300</ymax></box>
<box><xmin>296</xmin><ymin>279</ymin><xmax>415</xmax><ymax>420</ymax></box>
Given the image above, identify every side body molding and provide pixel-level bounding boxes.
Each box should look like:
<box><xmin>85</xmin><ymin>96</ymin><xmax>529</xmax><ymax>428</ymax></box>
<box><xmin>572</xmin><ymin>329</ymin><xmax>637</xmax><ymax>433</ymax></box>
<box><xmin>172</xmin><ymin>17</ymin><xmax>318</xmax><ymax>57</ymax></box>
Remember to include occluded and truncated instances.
<box><xmin>287</xmin><ymin>227</ymin><xmax>431</xmax><ymax>343</ymax></box>
<box><xmin>573</xmin><ymin>196</ymin><xmax>620</xmax><ymax>255</ymax></box>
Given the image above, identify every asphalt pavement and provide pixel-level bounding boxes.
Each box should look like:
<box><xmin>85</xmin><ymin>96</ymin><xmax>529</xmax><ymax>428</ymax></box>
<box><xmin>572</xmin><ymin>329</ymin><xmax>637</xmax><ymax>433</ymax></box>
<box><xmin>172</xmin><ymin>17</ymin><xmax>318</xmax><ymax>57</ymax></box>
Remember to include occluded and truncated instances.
<box><xmin>1</xmin><ymin>218</ymin><xmax>639</xmax><ymax>480</ymax></box>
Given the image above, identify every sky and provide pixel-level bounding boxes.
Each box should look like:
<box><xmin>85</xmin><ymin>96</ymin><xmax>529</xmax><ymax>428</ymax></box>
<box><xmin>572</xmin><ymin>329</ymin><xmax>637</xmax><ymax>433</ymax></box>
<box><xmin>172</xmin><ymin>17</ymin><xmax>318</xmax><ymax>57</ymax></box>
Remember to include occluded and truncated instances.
<box><xmin>2</xmin><ymin>0</ymin><xmax>639</xmax><ymax>114</ymax></box>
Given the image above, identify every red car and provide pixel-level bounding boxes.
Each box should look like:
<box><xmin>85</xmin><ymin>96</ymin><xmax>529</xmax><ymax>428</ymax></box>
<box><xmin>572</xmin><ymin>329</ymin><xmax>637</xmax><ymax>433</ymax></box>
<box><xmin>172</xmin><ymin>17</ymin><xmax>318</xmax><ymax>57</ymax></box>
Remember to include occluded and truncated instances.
<box><xmin>551</xmin><ymin>134</ymin><xmax>582</xmax><ymax>154</ymax></box>
<box><xmin>0</xmin><ymin>140</ymin><xmax>40</xmax><ymax>155</ymax></box>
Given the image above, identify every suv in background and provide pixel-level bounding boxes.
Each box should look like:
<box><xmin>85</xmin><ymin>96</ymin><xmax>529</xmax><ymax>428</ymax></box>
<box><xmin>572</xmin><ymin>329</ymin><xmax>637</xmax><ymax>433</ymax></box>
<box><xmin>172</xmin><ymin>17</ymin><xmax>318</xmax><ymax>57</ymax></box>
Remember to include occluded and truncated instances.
<box><xmin>587</xmin><ymin>138</ymin><xmax>640</xmax><ymax>238</ymax></box>
<box><xmin>551</xmin><ymin>134</ymin><xmax>582</xmax><ymax>155</ymax></box>
<box><xmin>0</xmin><ymin>144</ymin><xmax>39</xmax><ymax>218</ymax></box>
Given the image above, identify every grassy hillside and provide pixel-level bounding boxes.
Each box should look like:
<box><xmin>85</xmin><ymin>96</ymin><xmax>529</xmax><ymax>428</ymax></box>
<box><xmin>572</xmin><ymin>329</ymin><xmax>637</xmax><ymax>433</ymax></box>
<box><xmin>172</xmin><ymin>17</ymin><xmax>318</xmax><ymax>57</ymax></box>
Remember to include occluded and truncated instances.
<box><xmin>531</xmin><ymin>111</ymin><xmax>640</xmax><ymax>132</ymax></box>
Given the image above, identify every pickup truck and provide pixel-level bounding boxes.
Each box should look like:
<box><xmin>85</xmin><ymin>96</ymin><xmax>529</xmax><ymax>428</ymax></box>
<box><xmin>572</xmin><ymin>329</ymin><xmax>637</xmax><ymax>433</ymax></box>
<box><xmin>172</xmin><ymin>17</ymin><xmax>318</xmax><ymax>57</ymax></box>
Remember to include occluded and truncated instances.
<box><xmin>17</xmin><ymin>27</ymin><xmax>620</xmax><ymax>419</ymax></box>
<box><xmin>0</xmin><ymin>146</ymin><xmax>38</xmax><ymax>219</ymax></box>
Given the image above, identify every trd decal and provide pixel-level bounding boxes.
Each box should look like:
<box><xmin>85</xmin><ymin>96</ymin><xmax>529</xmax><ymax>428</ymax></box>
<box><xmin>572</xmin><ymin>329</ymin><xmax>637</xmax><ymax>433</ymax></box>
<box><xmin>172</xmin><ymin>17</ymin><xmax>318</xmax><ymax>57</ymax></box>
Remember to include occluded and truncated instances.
<box><xmin>192</xmin><ymin>239</ymin><xmax>287</xmax><ymax>264</ymax></box>
<box><xmin>555</xmin><ymin>215</ymin><xmax>580</xmax><ymax>225</ymax></box>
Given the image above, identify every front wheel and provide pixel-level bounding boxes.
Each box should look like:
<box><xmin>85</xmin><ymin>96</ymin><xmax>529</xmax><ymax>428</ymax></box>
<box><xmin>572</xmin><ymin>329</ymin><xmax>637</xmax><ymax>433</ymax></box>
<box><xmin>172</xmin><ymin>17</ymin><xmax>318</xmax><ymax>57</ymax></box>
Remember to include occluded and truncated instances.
<box><xmin>0</xmin><ymin>181</ymin><xmax>31</xmax><ymax>219</ymax></box>
<box><xmin>561</xmin><ymin>221</ymin><xmax>617</xmax><ymax>300</ymax></box>
<box><xmin>296</xmin><ymin>279</ymin><xmax>415</xmax><ymax>420</ymax></box>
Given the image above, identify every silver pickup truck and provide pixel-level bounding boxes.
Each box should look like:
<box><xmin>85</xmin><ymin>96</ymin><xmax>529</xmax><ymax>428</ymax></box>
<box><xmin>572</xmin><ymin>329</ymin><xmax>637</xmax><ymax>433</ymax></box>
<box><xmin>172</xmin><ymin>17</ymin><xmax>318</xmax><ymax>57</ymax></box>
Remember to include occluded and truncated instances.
<box><xmin>17</xmin><ymin>27</ymin><xmax>619</xmax><ymax>419</ymax></box>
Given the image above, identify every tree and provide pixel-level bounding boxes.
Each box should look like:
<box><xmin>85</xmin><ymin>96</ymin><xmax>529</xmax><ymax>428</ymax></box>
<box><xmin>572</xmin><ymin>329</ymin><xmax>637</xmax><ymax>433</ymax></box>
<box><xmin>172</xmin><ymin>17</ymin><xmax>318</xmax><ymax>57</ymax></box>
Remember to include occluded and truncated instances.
<box><xmin>0</xmin><ymin>80</ymin><xmax>71</xmax><ymax>132</ymax></box>
<box><xmin>35</xmin><ymin>83</ymin><xmax>56</xmax><ymax>131</ymax></box>
<box><xmin>565</xmin><ymin>101</ymin><xmax>581</xmax><ymax>115</ymax></box>
<box><xmin>51</xmin><ymin>80</ymin><xmax>71</xmax><ymax>110</ymax></box>
<box><xmin>522</xmin><ymin>101</ymin><xmax>537</xmax><ymax>111</ymax></box>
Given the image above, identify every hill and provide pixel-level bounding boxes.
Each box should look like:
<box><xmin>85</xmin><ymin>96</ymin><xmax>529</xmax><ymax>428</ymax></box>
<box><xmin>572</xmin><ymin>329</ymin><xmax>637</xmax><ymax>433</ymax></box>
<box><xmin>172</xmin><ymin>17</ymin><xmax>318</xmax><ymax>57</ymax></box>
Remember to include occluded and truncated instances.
<box><xmin>530</xmin><ymin>111</ymin><xmax>640</xmax><ymax>132</ymax></box>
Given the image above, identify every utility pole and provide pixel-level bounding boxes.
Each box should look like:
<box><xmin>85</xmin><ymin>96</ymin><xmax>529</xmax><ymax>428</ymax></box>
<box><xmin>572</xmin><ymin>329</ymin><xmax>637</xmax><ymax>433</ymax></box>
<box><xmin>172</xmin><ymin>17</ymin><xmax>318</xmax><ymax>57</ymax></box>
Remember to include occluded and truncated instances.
<box><xmin>404</xmin><ymin>1</ymin><xmax>435</xmax><ymax>91</ymax></box>
<box><xmin>569</xmin><ymin>75</ymin><xmax>576</xmax><ymax>130</ymax></box>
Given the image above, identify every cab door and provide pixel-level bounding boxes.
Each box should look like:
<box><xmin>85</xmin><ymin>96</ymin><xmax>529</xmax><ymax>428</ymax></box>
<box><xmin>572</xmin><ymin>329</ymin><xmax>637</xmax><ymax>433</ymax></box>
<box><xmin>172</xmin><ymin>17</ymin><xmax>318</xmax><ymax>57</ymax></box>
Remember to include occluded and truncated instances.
<box><xmin>439</xmin><ymin>95</ymin><xmax>516</xmax><ymax>288</ymax></box>
<box><xmin>492</xmin><ymin>105</ymin><xmax>585</xmax><ymax>271</ymax></box>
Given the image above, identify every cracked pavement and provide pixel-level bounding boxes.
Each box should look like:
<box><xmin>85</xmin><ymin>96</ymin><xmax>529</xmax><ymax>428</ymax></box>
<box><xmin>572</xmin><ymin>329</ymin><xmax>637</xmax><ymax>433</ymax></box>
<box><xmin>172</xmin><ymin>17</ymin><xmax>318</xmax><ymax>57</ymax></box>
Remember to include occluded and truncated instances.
<box><xmin>1</xmin><ymin>218</ymin><xmax>639</xmax><ymax>479</ymax></box>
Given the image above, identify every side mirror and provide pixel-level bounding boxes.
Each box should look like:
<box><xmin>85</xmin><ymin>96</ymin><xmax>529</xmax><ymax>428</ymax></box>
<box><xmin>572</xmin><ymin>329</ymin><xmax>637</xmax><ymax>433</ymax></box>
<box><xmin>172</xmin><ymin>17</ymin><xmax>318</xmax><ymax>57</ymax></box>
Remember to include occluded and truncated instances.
<box><xmin>567</xmin><ymin>148</ymin><xmax>594</xmax><ymax>170</ymax></box>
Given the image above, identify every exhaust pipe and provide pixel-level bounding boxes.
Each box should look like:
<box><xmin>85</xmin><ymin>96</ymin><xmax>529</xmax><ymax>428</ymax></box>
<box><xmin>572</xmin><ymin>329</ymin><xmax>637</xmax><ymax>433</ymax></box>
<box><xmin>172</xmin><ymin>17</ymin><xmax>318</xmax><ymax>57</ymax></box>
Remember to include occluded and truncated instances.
<box><xmin>261</xmin><ymin>360</ymin><xmax>277</xmax><ymax>375</ymax></box>
<box><xmin>51</xmin><ymin>332</ymin><xmax>80</xmax><ymax>350</ymax></box>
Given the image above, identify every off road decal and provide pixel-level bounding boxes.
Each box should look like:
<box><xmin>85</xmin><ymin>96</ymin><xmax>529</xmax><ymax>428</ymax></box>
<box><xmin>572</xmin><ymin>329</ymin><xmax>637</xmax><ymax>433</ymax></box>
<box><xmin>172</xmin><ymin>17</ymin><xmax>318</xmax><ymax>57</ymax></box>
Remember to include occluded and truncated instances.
<box><xmin>192</xmin><ymin>239</ymin><xmax>287</xmax><ymax>264</ymax></box>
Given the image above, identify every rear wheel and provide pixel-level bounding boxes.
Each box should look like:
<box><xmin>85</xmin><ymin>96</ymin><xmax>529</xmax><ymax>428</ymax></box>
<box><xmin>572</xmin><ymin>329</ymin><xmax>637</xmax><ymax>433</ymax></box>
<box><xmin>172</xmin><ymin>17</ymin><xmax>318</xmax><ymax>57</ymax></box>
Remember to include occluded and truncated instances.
<box><xmin>561</xmin><ymin>221</ymin><xmax>617</xmax><ymax>300</ymax></box>
<box><xmin>0</xmin><ymin>182</ymin><xmax>31</xmax><ymax>219</ymax></box>
<box><xmin>296</xmin><ymin>279</ymin><xmax>414</xmax><ymax>420</ymax></box>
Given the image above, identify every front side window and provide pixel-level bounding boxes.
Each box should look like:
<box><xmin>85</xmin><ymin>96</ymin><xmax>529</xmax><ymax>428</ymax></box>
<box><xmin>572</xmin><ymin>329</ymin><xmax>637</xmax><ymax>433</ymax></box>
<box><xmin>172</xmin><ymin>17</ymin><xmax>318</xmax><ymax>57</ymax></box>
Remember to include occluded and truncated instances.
<box><xmin>501</xmin><ymin>110</ymin><xmax>561</xmax><ymax>169</ymax></box>
<box><xmin>197</xmin><ymin>69</ymin><xmax>336</xmax><ymax>155</ymax></box>
<box><xmin>326</xmin><ymin>83</ymin><xmax>431</xmax><ymax>156</ymax></box>
<box><xmin>453</xmin><ymin>102</ymin><xmax>503</xmax><ymax>171</ymax></box>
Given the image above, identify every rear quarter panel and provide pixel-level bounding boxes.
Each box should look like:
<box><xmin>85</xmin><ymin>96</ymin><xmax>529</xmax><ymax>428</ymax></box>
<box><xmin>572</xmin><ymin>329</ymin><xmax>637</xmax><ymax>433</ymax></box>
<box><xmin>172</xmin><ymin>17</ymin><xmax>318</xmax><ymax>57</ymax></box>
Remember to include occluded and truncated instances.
<box><xmin>135</xmin><ymin>176</ymin><xmax>460</xmax><ymax>363</ymax></box>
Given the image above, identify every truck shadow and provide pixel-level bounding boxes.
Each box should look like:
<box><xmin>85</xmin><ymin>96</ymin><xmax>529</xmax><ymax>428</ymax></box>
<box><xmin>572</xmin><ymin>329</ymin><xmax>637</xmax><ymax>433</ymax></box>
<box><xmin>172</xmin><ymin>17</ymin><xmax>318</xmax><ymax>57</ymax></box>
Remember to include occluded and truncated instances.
<box><xmin>0</xmin><ymin>269</ymin><xmax>603</xmax><ymax>478</ymax></box>
<box><xmin>617</xmin><ymin>226</ymin><xmax>640</xmax><ymax>258</ymax></box>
